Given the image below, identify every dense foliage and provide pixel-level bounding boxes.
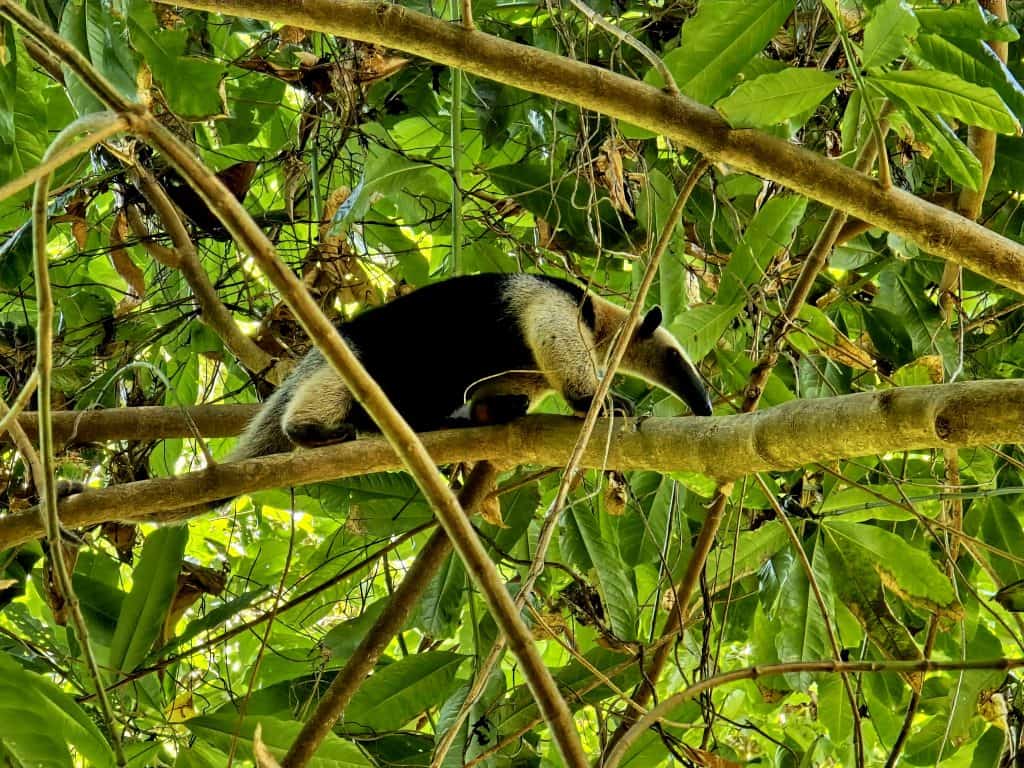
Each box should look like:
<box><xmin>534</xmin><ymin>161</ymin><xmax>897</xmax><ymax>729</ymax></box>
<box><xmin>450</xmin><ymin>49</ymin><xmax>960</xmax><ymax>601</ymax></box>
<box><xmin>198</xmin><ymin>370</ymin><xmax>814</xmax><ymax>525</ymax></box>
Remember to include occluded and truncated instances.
<box><xmin>2</xmin><ymin>0</ymin><xmax>1024</xmax><ymax>765</ymax></box>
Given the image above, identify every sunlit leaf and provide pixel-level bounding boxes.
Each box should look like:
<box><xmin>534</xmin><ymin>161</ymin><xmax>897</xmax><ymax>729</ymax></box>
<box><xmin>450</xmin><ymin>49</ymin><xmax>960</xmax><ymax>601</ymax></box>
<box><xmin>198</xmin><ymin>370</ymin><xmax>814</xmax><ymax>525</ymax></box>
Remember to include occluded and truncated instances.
<box><xmin>870</xmin><ymin>69</ymin><xmax>1019</xmax><ymax>134</ymax></box>
<box><xmin>862</xmin><ymin>0</ymin><xmax>918</xmax><ymax>69</ymax></box>
<box><xmin>716</xmin><ymin>68</ymin><xmax>836</xmax><ymax>128</ymax></box>
<box><xmin>661</xmin><ymin>0</ymin><xmax>795</xmax><ymax>105</ymax></box>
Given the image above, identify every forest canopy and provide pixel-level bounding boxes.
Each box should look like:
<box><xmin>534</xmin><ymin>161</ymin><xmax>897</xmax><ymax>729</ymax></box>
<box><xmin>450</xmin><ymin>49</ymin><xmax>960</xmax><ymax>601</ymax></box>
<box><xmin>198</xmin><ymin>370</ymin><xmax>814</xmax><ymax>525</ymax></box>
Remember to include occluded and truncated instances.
<box><xmin>1</xmin><ymin>0</ymin><xmax>1024</xmax><ymax>765</ymax></box>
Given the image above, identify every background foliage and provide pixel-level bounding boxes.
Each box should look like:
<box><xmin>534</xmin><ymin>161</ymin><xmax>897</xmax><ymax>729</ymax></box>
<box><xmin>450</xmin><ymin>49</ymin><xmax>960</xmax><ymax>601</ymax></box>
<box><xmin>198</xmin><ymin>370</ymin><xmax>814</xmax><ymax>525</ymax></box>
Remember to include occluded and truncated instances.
<box><xmin>2</xmin><ymin>0</ymin><xmax>1024</xmax><ymax>765</ymax></box>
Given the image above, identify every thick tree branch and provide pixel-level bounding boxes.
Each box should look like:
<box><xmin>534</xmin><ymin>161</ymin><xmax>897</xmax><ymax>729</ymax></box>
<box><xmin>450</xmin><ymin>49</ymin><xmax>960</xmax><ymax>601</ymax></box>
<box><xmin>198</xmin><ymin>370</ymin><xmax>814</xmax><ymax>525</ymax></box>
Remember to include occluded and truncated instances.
<box><xmin>2</xmin><ymin>380</ymin><xmax>1021</xmax><ymax>550</ymax></box>
<box><xmin>8</xmin><ymin>404</ymin><xmax>256</xmax><ymax>447</ymax></box>
<box><xmin>170</xmin><ymin>0</ymin><xmax>1024</xmax><ymax>295</ymax></box>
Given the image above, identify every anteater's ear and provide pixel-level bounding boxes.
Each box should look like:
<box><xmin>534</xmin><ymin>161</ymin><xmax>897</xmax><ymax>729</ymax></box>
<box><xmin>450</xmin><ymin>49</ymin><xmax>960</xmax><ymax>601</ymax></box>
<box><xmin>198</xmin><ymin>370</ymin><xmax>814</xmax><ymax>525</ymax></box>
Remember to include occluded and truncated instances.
<box><xmin>636</xmin><ymin>306</ymin><xmax>662</xmax><ymax>339</ymax></box>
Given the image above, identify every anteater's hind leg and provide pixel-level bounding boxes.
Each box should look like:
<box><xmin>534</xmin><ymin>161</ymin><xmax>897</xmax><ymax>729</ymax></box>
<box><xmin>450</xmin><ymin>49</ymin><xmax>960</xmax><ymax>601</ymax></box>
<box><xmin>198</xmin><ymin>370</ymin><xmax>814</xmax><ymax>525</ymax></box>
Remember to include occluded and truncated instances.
<box><xmin>281</xmin><ymin>355</ymin><xmax>357</xmax><ymax>447</ymax></box>
<box><xmin>467</xmin><ymin>372</ymin><xmax>551</xmax><ymax>425</ymax></box>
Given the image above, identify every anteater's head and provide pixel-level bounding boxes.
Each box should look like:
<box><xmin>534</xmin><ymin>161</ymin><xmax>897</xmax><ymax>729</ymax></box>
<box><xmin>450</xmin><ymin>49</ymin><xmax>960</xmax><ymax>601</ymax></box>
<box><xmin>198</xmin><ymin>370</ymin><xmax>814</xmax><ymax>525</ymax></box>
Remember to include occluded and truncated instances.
<box><xmin>622</xmin><ymin>306</ymin><xmax>713</xmax><ymax>417</ymax></box>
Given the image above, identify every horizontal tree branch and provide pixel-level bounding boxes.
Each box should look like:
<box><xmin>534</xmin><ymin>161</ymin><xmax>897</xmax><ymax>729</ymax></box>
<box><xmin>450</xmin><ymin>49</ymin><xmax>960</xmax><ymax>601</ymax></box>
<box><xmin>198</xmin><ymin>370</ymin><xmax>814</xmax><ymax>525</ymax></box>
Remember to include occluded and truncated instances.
<box><xmin>9</xmin><ymin>404</ymin><xmax>257</xmax><ymax>447</ymax></box>
<box><xmin>2</xmin><ymin>380</ymin><xmax>1021</xmax><ymax>550</ymax></box>
<box><xmin>173</xmin><ymin>0</ymin><xmax>1024</xmax><ymax>294</ymax></box>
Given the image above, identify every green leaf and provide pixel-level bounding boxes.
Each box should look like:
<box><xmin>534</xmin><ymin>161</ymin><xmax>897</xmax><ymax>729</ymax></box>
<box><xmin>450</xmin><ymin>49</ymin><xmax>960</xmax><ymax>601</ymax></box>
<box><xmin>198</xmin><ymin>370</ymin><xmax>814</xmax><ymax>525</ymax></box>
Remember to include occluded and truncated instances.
<box><xmin>862</xmin><ymin>0</ymin><xmax>918</xmax><ymax>68</ymax></box>
<box><xmin>823</xmin><ymin>520</ymin><xmax>958</xmax><ymax>614</ymax></box>
<box><xmin>329</xmin><ymin>127</ymin><xmax>448</xmax><ymax>238</ymax></box>
<box><xmin>345</xmin><ymin>651</ymin><xmax>466</xmax><ymax>732</ymax></box>
<box><xmin>875</xmin><ymin>266</ymin><xmax>957</xmax><ymax>365</ymax></box>
<box><xmin>912</xmin><ymin>33</ymin><xmax>1024</xmax><ymax>122</ymax></box>
<box><xmin>915</xmin><ymin>2</ymin><xmax>1019</xmax><ymax>42</ymax></box>
<box><xmin>58</xmin><ymin>0</ymin><xmax>139</xmax><ymax>116</ymax></box>
<box><xmin>870</xmin><ymin>69</ymin><xmax>1019</xmax><ymax>134</ymax></box>
<box><xmin>618</xmin><ymin>474</ymin><xmax>677</xmax><ymax>568</ymax></box>
<box><xmin>774</xmin><ymin>542</ymin><xmax>831</xmax><ymax>689</ymax></box>
<box><xmin>565</xmin><ymin>506</ymin><xmax>639</xmax><ymax>640</ymax></box>
<box><xmin>312</xmin><ymin>473</ymin><xmax>434</xmax><ymax>535</ymax></box>
<box><xmin>108</xmin><ymin>525</ymin><xmax>188</xmax><ymax>675</ymax></box>
<box><xmin>821</xmin><ymin>530</ymin><xmax>923</xmax><ymax>670</ymax></box>
<box><xmin>717</xmin><ymin>195</ymin><xmax>807</xmax><ymax>307</ymax></box>
<box><xmin>0</xmin><ymin>21</ymin><xmax>15</xmax><ymax>145</ymax></box>
<box><xmin>414</xmin><ymin>550</ymin><xmax>467</xmax><ymax>637</ymax></box>
<box><xmin>321</xmin><ymin>599</ymin><xmax>389</xmax><ymax>661</ymax></box>
<box><xmin>991</xmin><ymin>135</ymin><xmax>1024</xmax><ymax>191</ymax></box>
<box><xmin>487</xmin><ymin>163</ymin><xmax>635</xmax><ymax>251</ymax></box>
<box><xmin>716</xmin><ymin>525</ymin><xmax>789</xmax><ymax>585</ymax></box>
<box><xmin>0</xmin><ymin>651</ymin><xmax>116</xmax><ymax>767</ymax></box>
<box><xmin>891</xmin><ymin>105</ymin><xmax>983</xmax><ymax>190</ymax></box>
<box><xmin>187</xmin><ymin>714</ymin><xmax>371</xmax><ymax>767</ymax></box>
<box><xmin>0</xmin><ymin>223</ymin><xmax>32</xmax><ymax>289</ymax></box>
<box><xmin>660</xmin><ymin>0</ymin><xmax>795</xmax><ymax>105</ymax></box>
<box><xmin>126</xmin><ymin>1</ymin><xmax>226</xmax><ymax>119</ymax></box>
<box><xmin>669</xmin><ymin>303</ymin><xmax>736</xmax><ymax>362</ymax></box>
<box><xmin>716</xmin><ymin>68</ymin><xmax>836</xmax><ymax>128</ymax></box>
<box><xmin>0</xmin><ymin>51</ymin><xmax>48</xmax><ymax>198</ymax></box>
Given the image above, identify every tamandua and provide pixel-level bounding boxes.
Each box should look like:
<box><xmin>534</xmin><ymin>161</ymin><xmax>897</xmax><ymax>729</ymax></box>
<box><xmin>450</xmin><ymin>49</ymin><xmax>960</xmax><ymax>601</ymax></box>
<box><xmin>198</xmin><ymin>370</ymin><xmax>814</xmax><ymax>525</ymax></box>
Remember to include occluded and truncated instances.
<box><xmin>229</xmin><ymin>273</ymin><xmax>712</xmax><ymax>460</ymax></box>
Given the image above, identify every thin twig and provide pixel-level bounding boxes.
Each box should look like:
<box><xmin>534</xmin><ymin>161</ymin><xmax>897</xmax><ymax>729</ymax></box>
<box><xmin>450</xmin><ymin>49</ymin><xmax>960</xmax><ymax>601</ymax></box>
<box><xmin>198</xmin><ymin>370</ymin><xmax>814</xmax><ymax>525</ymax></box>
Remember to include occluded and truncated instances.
<box><xmin>603</xmin><ymin>657</ymin><xmax>1024</xmax><ymax>768</ymax></box>
<box><xmin>564</xmin><ymin>0</ymin><xmax>679</xmax><ymax>96</ymax></box>
<box><xmin>32</xmin><ymin>112</ymin><xmax>128</xmax><ymax>766</ymax></box>
<box><xmin>0</xmin><ymin>114</ymin><xmax>128</xmax><ymax>204</ymax></box>
<box><xmin>0</xmin><ymin>370</ymin><xmax>39</xmax><ymax>441</ymax></box>
<box><xmin>756</xmin><ymin>474</ymin><xmax>864</xmax><ymax>758</ymax></box>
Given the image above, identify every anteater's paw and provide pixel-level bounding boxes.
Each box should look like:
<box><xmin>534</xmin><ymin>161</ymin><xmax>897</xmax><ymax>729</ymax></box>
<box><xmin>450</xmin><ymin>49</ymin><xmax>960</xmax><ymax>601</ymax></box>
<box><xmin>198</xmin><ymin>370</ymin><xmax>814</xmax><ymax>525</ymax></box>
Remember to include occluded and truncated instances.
<box><xmin>470</xmin><ymin>394</ymin><xmax>531</xmax><ymax>425</ymax></box>
<box><xmin>284</xmin><ymin>421</ymin><xmax>358</xmax><ymax>448</ymax></box>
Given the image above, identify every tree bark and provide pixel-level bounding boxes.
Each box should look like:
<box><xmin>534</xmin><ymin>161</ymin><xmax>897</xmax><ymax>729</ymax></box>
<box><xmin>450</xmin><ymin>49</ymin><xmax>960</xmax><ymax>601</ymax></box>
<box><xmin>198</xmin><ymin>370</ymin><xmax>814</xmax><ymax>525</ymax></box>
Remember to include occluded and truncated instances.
<box><xmin>3</xmin><ymin>380</ymin><xmax>1021</xmax><ymax>550</ymax></box>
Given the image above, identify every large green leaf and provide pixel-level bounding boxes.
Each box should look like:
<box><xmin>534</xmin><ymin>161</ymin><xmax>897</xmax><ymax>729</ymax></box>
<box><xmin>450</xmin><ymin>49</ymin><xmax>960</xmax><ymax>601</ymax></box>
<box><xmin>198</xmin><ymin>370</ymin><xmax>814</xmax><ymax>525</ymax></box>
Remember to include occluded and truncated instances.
<box><xmin>564</xmin><ymin>505</ymin><xmax>639</xmax><ymax>640</ymax></box>
<box><xmin>821</xmin><ymin>528</ymin><xmax>923</xmax><ymax>670</ymax></box>
<box><xmin>126</xmin><ymin>0</ymin><xmax>226</xmax><ymax>119</ymax></box>
<box><xmin>662</xmin><ymin>0</ymin><xmax>795</xmax><ymax>105</ymax></box>
<box><xmin>891</xmin><ymin>105</ymin><xmax>983</xmax><ymax>190</ymax></box>
<box><xmin>413</xmin><ymin>550</ymin><xmax>467</xmax><ymax>637</ymax></box>
<box><xmin>874</xmin><ymin>266</ymin><xmax>957</xmax><ymax>365</ymax></box>
<box><xmin>0</xmin><ymin>21</ymin><xmax>15</xmax><ymax>145</ymax></box>
<box><xmin>344</xmin><ymin>651</ymin><xmax>466</xmax><ymax>732</ymax></box>
<box><xmin>0</xmin><ymin>651</ymin><xmax>116</xmax><ymax>767</ymax></box>
<box><xmin>870</xmin><ymin>69</ymin><xmax>1019</xmax><ymax>134</ymax></box>
<box><xmin>58</xmin><ymin>0</ymin><xmax>139</xmax><ymax>116</ymax></box>
<box><xmin>823</xmin><ymin>520</ymin><xmax>957</xmax><ymax>614</ymax></box>
<box><xmin>774</xmin><ymin>539</ymin><xmax>831</xmax><ymax>689</ymax></box>
<box><xmin>187</xmin><ymin>714</ymin><xmax>371</xmax><ymax>767</ymax></box>
<box><xmin>914</xmin><ymin>2</ymin><xmax>1019</xmax><ymax>42</ymax></box>
<box><xmin>312</xmin><ymin>472</ymin><xmax>434</xmax><ymax>535</ymax></box>
<box><xmin>912</xmin><ymin>33</ymin><xmax>1024</xmax><ymax>121</ymax></box>
<box><xmin>716</xmin><ymin>68</ymin><xmax>836</xmax><ymax>128</ymax></box>
<box><xmin>108</xmin><ymin>525</ymin><xmax>188</xmax><ymax>675</ymax></box>
<box><xmin>669</xmin><ymin>303</ymin><xmax>736</xmax><ymax>362</ymax></box>
<box><xmin>0</xmin><ymin>53</ymin><xmax>48</xmax><ymax>197</ymax></box>
<box><xmin>717</xmin><ymin>195</ymin><xmax>807</xmax><ymax>308</ymax></box>
<box><xmin>862</xmin><ymin>0</ymin><xmax>918</xmax><ymax>68</ymax></box>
